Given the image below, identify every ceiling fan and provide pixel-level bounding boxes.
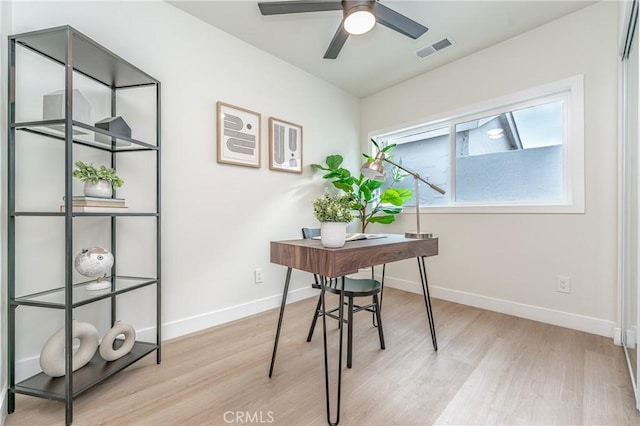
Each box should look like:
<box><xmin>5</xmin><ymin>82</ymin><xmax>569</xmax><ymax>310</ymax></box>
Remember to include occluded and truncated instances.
<box><xmin>257</xmin><ymin>0</ymin><xmax>428</xmax><ymax>59</ymax></box>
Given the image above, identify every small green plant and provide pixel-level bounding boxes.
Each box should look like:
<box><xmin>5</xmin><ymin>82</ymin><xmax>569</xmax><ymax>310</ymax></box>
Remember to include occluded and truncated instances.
<box><xmin>312</xmin><ymin>191</ymin><xmax>355</xmax><ymax>223</ymax></box>
<box><xmin>311</xmin><ymin>140</ymin><xmax>412</xmax><ymax>233</ymax></box>
<box><xmin>72</xmin><ymin>160</ymin><xmax>124</xmax><ymax>189</ymax></box>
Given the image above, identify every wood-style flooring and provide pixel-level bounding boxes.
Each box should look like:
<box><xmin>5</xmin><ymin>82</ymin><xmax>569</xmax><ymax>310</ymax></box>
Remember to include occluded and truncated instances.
<box><xmin>5</xmin><ymin>288</ymin><xmax>640</xmax><ymax>425</ymax></box>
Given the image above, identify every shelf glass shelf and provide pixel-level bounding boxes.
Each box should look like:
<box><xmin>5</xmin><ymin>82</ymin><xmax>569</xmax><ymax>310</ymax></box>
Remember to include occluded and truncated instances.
<box><xmin>11</xmin><ymin>25</ymin><xmax>158</xmax><ymax>89</ymax></box>
<box><xmin>12</xmin><ymin>276</ymin><xmax>158</xmax><ymax>309</ymax></box>
<box><xmin>14</xmin><ymin>341</ymin><xmax>158</xmax><ymax>401</ymax></box>
<box><xmin>12</xmin><ymin>211</ymin><xmax>159</xmax><ymax>217</ymax></box>
<box><xmin>14</xmin><ymin>120</ymin><xmax>158</xmax><ymax>152</ymax></box>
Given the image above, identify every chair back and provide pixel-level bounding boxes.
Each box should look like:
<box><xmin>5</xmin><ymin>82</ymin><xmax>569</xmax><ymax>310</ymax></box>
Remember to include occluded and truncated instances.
<box><xmin>301</xmin><ymin>227</ymin><xmax>320</xmax><ymax>239</ymax></box>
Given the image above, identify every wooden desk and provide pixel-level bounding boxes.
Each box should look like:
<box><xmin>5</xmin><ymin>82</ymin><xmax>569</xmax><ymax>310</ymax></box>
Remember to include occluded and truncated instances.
<box><xmin>269</xmin><ymin>234</ymin><xmax>439</xmax><ymax>425</ymax></box>
<box><xmin>270</xmin><ymin>234</ymin><xmax>438</xmax><ymax>277</ymax></box>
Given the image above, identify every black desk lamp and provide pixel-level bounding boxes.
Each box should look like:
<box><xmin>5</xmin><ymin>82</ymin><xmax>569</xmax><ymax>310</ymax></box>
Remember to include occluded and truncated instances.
<box><xmin>361</xmin><ymin>151</ymin><xmax>446</xmax><ymax>239</ymax></box>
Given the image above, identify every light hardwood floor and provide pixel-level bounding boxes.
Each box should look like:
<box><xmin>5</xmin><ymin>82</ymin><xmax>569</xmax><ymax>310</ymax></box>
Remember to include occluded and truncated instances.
<box><xmin>6</xmin><ymin>288</ymin><xmax>640</xmax><ymax>426</ymax></box>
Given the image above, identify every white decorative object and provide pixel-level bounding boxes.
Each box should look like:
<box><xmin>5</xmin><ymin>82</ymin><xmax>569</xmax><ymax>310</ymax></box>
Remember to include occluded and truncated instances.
<box><xmin>39</xmin><ymin>320</ymin><xmax>99</xmax><ymax>377</ymax></box>
<box><xmin>83</xmin><ymin>180</ymin><xmax>113</xmax><ymax>198</ymax></box>
<box><xmin>43</xmin><ymin>89</ymin><xmax>91</xmax><ymax>124</ymax></box>
<box><xmin>320</xmin><ymin>222</ymin><xmax>347</xmax><ymax>248</ymax></box>
<box><xmin>99</xmin><ymin>321</ymin><xmax>136</xmax><ymax>361</ymax></box>
<box><xmin>74</xmin><ymin>247</ymin><xmax>114</xmax><ymax>291</ymax></box>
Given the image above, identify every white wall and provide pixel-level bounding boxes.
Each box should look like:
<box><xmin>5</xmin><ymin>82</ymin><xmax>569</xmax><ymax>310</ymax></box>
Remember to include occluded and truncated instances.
<box><xmin>362</xmin><ymin>1</ymin><xmax>619</xmax><ymax>337</ymax></box>
<box><xmin>6</xmin><ymin>0</ymin><xmax>360</xmax><ymax>378</ymax></box>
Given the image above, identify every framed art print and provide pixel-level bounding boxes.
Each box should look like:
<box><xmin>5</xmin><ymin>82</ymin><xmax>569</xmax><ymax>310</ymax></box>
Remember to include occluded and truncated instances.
<box><xmin>268</xmin><ymin>117</ymin><xmax>303</xmax><ymax>174</ymax></box>
<box><xmin>217</xmin><ymin>102</ymin><xmax>261</xmax><ymax>168</ymax></box>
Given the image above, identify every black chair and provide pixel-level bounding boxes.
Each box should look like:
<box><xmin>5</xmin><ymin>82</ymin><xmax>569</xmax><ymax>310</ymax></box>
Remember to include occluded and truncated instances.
<box><xmin>302</xmin><ymin>227</ymin><xmax>385</xmax><ymax>368</ymax></box>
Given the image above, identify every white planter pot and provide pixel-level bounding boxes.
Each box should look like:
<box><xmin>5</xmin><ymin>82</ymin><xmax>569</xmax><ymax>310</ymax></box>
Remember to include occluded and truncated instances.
<box><xmin>320</xmin><ymin>222</ymin><xmax>347</xmax><ymax>248</ymax></box>
<box><xmin>83</xmin><ymin>180</ymin><xmax>112</xmax><ymax>198</ymax></box>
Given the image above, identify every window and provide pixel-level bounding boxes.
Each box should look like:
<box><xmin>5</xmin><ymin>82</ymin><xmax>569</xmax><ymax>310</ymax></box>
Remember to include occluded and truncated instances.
<box><xmin>372</xmin><ymin>75</ymin><xmax>584</xmax><ymax>213</ymax></box>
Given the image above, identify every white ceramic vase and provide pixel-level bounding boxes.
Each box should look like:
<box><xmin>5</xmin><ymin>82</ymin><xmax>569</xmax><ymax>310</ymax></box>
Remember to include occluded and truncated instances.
<box><xmin>100</xmin><ymin>321</ymin><xmax>136</xmax><ymax>361</ymax></box>
<box><xmin>320</xmin><ymin>222</ymin><xmax>347</xmax><ymax>248</ymax></box>
<box><xmin>83</xmin><ymin>180</ymin><xmax>112</xmax><ymax>198</ymax></box>
<box><xmin>39</xmin><ymin>319</ymin><xmax>99</xmax><ymax>377</ymax></box>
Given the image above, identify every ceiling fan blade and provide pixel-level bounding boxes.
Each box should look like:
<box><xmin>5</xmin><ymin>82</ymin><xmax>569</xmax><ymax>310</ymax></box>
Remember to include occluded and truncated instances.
<box><xmin>374</xmin><ymin>2</ymin><xmax>428</xmax><ymax>39</ymax></box>
<box><xmin>258</xmin><ymin>1</ymin><xmax>342</xmax><ymax>15</ymax></box>
<box><xmin>323</xmin><ymin>21</ymin><xmax>350</xmax><ymax>59</ymax></box>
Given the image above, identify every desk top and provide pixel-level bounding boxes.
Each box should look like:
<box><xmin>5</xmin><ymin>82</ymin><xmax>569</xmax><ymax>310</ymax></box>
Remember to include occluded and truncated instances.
<box><xmin>270</xmin><ymin>234</ymin><xmax>438</xmax><ymax>278</ymax></box>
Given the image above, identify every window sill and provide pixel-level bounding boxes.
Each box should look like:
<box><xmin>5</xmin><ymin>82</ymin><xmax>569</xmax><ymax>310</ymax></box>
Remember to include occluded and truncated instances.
<box><xmin>404</xmin><ymin>202</ymin><xmax>585</xmax><ymax>214</ymax></box>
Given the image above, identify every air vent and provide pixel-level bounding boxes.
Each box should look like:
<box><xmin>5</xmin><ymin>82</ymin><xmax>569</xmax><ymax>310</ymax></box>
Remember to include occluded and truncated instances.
<box><xmin>416</xmin><ymin>37</ymin><xmax>454</xmax><ymax>59</ymax></box>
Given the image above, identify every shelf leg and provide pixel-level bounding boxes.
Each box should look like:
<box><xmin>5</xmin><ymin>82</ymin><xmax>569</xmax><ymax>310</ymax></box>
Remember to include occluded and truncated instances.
<box><xmin>65</xmin><ymin>399</ymin><xmax>73</xmax><ymax>426</ymax></box>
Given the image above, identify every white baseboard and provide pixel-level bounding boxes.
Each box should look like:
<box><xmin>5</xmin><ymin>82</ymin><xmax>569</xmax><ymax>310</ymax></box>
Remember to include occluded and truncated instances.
<box><xmin>614</xmin><ymin>327</ymin><xmax>623</xmax><ymax>346</ymax></box>
<box><xmin>15</xmin><ymin>287</ymin><xmax>319</xmax><ymax>381</ymax></box>
<box><xmin>628</xmin><ymin>327</ymin><xmax>638</xmax><ymax>347</ymax></box>
<box><xmin>160</xmin><ymin>286</ymin><xmax>318</xmax><ymax>341</ymax></box>
<box><xmin>382</xmin><ymin>276</ymin><xmax>616</xmax><ymax>339</ymax></box>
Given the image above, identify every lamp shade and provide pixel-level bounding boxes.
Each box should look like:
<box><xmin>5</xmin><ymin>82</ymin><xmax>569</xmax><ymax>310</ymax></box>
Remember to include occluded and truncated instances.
<box><xmin>360</xmin><ymin>152</ymin><xmax>387</xmax><ymax>181</ymax></box>
<box><xmin>344</xmin><ymin>5</ymin><xmax>376</xmax><ymax>35</ymax></box>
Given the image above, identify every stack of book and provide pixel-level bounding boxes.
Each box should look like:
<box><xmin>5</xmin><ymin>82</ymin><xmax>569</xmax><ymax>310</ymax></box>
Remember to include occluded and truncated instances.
<box><xmin>60</xmin><ymin>196</ymin><xmax>129</xmax><ymax>213</ymax></box>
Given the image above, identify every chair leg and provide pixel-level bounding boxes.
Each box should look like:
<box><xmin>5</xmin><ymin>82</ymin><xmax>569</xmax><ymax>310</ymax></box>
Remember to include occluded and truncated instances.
<box><xmin>347</xmin><ymin>296</ymin><xmax>354</xmax><ymax>369</ymax></box>
<box><xmin>373</xmin><ymin>294</ymin><xmax>385</xmax><ymax>350</ymax></box>
<box><xmin>307</xmin><ymin>295</ymin><xmax>323</xmax><ymax>342</ymax></box>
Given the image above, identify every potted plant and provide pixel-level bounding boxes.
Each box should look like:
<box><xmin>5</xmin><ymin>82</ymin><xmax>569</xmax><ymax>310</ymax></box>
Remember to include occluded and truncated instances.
<box><xmin>72</xmin><ymin>160</ymin><xmax>124</xmax><ymax>198</ymax></box>
<box><xmin>311</xmin><ymin>140</ymin><xmax>412</xmax><ymax>233</ymax></box>
<box><xmin>312</xmin><ymin>191</ymin><xmax>355</xmax><ymax>248</ymax></box>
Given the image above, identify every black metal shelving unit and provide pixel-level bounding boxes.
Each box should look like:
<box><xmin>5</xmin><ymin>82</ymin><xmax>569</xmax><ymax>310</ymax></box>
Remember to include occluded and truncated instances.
<box><xmin>7</xmin><ymin>25</ymin><xmax>161</xmax><ymax>425</ymax></box>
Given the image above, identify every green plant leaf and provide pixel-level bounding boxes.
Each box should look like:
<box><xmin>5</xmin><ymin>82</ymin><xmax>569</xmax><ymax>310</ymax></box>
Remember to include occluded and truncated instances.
<box><xmin>359</xmin><ymin>185</ymin><xmax>373</xmax><ymax>202</ymax></box>
<box><xmin>396</xmin><ymin>188</ymin><xmax>413</xmax><ymax>202</ymax></box>
<box><xmin>382</xmin><ymin>207</ymin><xmax>403</xmax><ymax>214</ymax></box>
<box><xmin>311</xmin><ymin>163</ymin><xmax>328</xmax><ymax>171</ymax></box>
<box><xmin>325</xmin><ymin>155</ymin><xmax>343</xmax><ymax>170</ymax></box>
<box><xmin>392</xmin><ymin>166</ymin><xmax>410</xmax><ymax>182</ymax></box>
<box><xmin>382</xmin><ymin>143</ymin><xmax>397</xmax><ymax>153</ymax></box>
<box><xmin>362</xmin><ymin>178</ymin><xmax>382</xmax><ymax>190</ymax></box>
<box><xmin>370</xmin><ymin>138</ymin><xmax>381</xmax><ymax>151</ymax></box>
<box><xmin>380</xmin><ymin>189</ymin><xmax>405</xmax><ymax>206</ymax></box>
<box><xmin>334</xmin><ymin>182</ymin><xmax>354</xmax><ymax>192</ymax></box>
<box><xmin>361</xmin><ymin>153</ymin><xmax>373</xmax><ymax>161</ymax></box>
<box><xmin>323</xmin><ymin>171</ymin><xmax>342</xmax><ymax>179</ymax></box>
<box><xmin>368</xmin><ymin>215</ymin><xmax>396</xmax><ymax>224</ymax></box>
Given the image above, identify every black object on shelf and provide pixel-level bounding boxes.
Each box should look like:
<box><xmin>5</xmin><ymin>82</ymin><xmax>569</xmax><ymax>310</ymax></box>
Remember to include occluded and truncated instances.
<box><xmin>7</xmin><ymin>25</ymin><xmax>162</xmax><ymax>426</ymax></box>
<box><xmin>95</xmin><ymin>116</ymin><xmax>131</xmax><ymax>138</ymax></box>
<box><xmin>94</xmin><ymin>116</ymin><xmax>132</xmax><ymax>146</ymax></box>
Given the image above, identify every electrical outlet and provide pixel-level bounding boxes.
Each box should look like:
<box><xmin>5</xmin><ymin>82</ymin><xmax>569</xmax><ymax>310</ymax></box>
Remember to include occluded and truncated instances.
<box><xmin>254</xmin><ymin>268</ymin><xmax>264</xmax><ymax>284</ymax></box>
<box><xmin>557</xmin><ymin>276</ymin><xmax>571</xmax><ymax>293</ymax></box>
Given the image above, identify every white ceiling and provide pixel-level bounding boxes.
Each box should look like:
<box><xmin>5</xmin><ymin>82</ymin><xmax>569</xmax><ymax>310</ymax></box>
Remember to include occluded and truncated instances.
<box><xmin>168</xmin><ymin>0</ymin><xmax>598</xmax><ymax>98</ymax></box>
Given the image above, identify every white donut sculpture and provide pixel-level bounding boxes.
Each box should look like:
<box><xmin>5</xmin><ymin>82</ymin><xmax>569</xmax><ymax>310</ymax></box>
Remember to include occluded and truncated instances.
<box><xmin>39</xmin><ymin>320</ymin><xmax>99</xmax><ymax>377</ymax></box>
<box><xmin>99</xmin><ymin>321</ymin><xmax>136</xmax><ymax>361</ymax></box>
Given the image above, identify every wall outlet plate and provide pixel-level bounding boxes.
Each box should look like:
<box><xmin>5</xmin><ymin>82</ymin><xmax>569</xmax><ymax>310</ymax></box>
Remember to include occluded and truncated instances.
<box><xmin>254</xmin><ymin>268</ymin><xmax>264</xmax><ymax>284</ymax></box>
<box><xmin>557</xmin><ymin>276</ymin><xmax>571</xmax><ymax>293</ymax></box>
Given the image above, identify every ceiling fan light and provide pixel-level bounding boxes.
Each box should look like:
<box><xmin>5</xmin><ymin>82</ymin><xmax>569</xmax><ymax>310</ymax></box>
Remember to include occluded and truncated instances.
<box><xmin>487</xmin><ymin>128</ymin><xmax>504</xmax><ymax>139</ymax></box>
<box><xmin>344</xmin><ymin>7</ymin><xmax>376</xmax><ymax>35</ymax></box>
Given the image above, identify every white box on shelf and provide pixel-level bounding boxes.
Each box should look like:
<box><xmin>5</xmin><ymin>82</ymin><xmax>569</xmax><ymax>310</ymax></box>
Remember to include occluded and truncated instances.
<box><xmin>42</xmin><ymin>89</ymin><xmax>91</xmax><ymax>124</ymax></box>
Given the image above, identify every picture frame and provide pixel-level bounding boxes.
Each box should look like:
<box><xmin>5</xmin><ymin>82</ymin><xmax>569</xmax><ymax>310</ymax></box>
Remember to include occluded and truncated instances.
<box><xmin>217</xmin><ymin>101</ymin><xmax>261</xmax><ymax>168</ymax></box>
<box><xmin>268</xmin><ymin>117</ymin><xmax>303</xmax><ymax>174</ymax></box>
